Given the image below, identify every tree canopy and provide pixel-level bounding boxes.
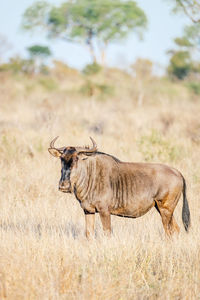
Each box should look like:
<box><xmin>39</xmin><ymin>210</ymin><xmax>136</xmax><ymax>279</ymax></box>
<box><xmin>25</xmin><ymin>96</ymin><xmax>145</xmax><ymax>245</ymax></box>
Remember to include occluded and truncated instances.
<box><xmin>168</xmin><ymin>50</ymin><xmax>191</xmax><ymax>79</ymax></box>
<box><xmin>167</xmin><ymin>23</ymin><xmax>200</xmax><ymax>79</ymax></box>
<box><xmin>22</xmin><ymin>0</ymin><xmax>147</xmax><ymax>64</ymax></box>
<box><xmin>167</xmin><ymin>0</ymin><xmax>200</xmax><ymax>23</ymax></box>
<box><xmin>26</xmin><ymin>44</ymin><xmax>51</xmax><ymax>74</ymax></box>
<box><xmin>27</xmin><ymin>45</ymin><xmax>51</xmax><ymax>58</ymax></box>
<box><xmin>183</xmin><ymin>23</ymin><xmax>200</xmax><ymax>52</ymax></box>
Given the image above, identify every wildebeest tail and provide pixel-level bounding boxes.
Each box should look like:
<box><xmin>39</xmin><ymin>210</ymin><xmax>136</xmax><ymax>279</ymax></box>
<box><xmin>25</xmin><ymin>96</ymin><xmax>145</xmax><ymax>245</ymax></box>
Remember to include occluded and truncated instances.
<box><xmin>182</xmin><ymin>176</ymin><xmax>190</xmax><ymax>231</ymax></box>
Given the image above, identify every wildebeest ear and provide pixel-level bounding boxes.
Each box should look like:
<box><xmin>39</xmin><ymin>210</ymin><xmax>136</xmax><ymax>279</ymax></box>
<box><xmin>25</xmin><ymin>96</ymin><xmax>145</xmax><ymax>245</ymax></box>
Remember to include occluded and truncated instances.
<box><xmin>77</xmin><ymin>153</ymin><xmax>88</xmax><ymax>160</ymax></box>
<box><xmin>48</xmin><ymin>148</ymin><xmax>62</xmax><ymax>158</ymax></box>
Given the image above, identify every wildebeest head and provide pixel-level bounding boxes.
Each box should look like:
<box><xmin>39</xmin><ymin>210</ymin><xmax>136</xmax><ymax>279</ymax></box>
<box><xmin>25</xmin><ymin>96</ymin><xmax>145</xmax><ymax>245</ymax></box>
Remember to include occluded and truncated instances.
<box><xmin>48</xmin><ymin>136</ymin><xmax>97</xmax><ymax>193</ymax></box>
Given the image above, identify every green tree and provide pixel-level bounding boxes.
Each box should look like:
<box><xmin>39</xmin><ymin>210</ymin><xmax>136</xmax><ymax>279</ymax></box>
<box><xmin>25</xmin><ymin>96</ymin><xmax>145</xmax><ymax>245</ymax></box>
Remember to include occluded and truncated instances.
<box><xmin>167</xmin><ymin>50</ymin><xmax>192</xmax><ymax>79</ymax></box>
<box><xmin>28</xmin><ymin>45</ymin><xmax>51</xmax><ymax>58</ymax></box>
<box><xmin>167</xmin><ymin>22</ymin><xmax>200</xmax><ymax>79</ymax></box>
<box><xmin>22</xmin><ymin>0</ymin><xmax>147</xmax><ymax>65</ymax></box>
<box><xmin>132</xmin><ymin>58</ymin><xmax>153</xmax><ymax>78</ymax></box>
<box><xmin>27</xmin><ymin>45</ymin><xmax>51</xmax><ymax>73</ymax></box>
<box><xmin>167</xmin><ymin>0</ymin><xmax>200</xmax><ymax>23</ymax></box>
<box><xmin>183</xmin><ymin>23</ymin><xmax>200</xmax><ymax>52</ymax></box>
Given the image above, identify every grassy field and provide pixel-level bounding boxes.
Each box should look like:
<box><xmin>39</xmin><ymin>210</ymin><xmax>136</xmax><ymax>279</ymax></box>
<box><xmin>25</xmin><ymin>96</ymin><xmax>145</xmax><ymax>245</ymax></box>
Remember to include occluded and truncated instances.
<box><xmin>0</xmin><ymin>66</ymin><xmax>200</xmax><ymax>299</ymax></box>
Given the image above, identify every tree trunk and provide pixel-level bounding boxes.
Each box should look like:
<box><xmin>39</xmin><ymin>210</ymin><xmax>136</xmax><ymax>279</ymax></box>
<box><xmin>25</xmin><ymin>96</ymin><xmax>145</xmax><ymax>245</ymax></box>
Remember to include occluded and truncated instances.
<box><xmin>100</xmin><ymin>42</ymin><xmax>107</xmax><ymax>67</ymax></box>
<box><xmin>137</xmin><ymin>79</ymin><xmax>144</xmax><ymax>106</ymax></box>
<box><xmin>88</xmin><ymin>40</ymin><xmax>97</xmax><ymax>63</ymax></box>
<box><xmin>101</xmin><ymin>48</ymin><xmax>106</xmax><ymax>67</ymax></box>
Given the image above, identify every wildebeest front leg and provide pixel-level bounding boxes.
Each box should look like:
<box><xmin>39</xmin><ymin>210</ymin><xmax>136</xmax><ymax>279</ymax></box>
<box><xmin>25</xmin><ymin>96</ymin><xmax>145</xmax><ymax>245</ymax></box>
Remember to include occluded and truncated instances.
<box><xmin>99</xmin><ymin>212</ymin><xmax>111</xmax><ymax>237</ymax></box>
<box><xmin>84</xmin><ymin>211</ymin><xmax>95</xmax><ymax>239</ymax></box>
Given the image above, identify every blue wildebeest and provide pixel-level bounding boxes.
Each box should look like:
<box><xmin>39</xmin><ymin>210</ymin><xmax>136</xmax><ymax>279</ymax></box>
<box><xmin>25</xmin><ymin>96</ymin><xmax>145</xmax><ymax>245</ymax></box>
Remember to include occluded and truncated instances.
<box><xmin>48</xmin><ymin>137</ymin><xmax>190</xmax><ymax>238</ymax></box>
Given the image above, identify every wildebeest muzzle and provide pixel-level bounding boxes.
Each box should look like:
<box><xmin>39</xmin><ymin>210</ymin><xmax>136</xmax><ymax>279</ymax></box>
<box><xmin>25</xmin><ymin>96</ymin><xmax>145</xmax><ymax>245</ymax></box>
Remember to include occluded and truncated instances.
<box><xmin>59</xmin><ymin>181</ymin><xmax>71</xmax><ymax>193</ymax></box>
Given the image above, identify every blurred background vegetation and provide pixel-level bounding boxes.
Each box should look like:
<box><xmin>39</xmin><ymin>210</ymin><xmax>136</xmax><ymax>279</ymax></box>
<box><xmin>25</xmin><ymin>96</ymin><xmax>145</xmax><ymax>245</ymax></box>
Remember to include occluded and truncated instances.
<box><xmin>0</xmin><ymin>0</ymin><xmax>200</xmax><ymax>95</ymax></box>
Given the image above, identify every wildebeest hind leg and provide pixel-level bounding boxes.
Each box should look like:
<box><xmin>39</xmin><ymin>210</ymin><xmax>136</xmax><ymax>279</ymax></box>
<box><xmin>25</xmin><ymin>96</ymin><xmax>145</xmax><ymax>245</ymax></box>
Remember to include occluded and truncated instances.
<box><xmin>160</xmin><ymin>209</ymin><xmax>180</xmax><ymax>236</ymax></box>
<box><xmin>170</xmin><ymin>216</ymin><xmax>180</xmax><ymax>234</ymax></box>
<box><xmin>155</xmin><ymin>193</ymin><xmax>180</xmax><ymax>236</ymax></box>
<box><xmin>162</xmin><ymin>211</ymin><xmax>172</xmax><ymax>237</ymax></box>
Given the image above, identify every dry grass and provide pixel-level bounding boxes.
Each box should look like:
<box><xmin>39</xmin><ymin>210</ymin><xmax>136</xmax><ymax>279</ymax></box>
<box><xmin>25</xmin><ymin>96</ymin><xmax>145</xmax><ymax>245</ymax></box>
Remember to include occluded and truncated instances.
<box><xmin>0</xmin><ymin>67</ymin><xmax>200</xmax><ymax>299</ymax></box>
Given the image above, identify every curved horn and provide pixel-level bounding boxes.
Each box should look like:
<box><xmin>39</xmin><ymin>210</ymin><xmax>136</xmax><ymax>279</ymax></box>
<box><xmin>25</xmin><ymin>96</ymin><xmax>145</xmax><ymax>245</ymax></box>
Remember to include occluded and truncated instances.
<box><xmin>49</xmin><ymin>136</ymin><xmax>66</xmax><ymax>151</ymax></box>
<box><xmin>50</xmin><ymin>136</ymin><xmax>59</xmax><ymax>148</ymax></box>
<box><xmin>89</xmin><ymin>137</ymin><xmax>97</xmax><ymax>151</ymax></box>
<box><xmin>76</xmin><ymin>137</ymin><xmax>97</xmax><ymax>153</ymax></box>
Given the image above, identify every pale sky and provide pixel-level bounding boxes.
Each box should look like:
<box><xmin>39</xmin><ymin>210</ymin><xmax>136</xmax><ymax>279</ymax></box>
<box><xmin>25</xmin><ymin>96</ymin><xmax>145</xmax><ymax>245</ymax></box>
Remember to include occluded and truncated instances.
<box><xmin>0</xmin><ymin>0</ymin><xmax>190</xmax><ymax>72</ymax></box>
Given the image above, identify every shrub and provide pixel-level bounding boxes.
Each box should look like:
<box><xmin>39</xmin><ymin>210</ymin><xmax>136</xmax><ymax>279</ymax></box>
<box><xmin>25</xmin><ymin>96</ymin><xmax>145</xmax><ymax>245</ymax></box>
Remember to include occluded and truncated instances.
<box><xmin>167</xmin><ymin>51</ymin><xmax>192</xmax><ymax>80</ymax></box>
<box><xmin>186</xmin><ymin>81</ymin><xmax>200</xmax><ymax>95</ymax></box>
<box><xmin>96</xmin><ymin>83</ymin><xmax>114</xmax><ymax>96</ymax></box>
<box><xmin>138</xmin><ymin>129</ymin><xmax>182</xmax><ymax>163</ymax></box>
<box><xmin>79</xmin><ymin>80</ymin><xmax>95</xmax><ymax>96</ymax></box>
<box><xmin>79</xmin><ymin>80</ymin><xmax>114</xmax><ymax>98</ymax></box>
<box><xmin>82</xmin><ymin>63</ymin><xmax>102</xmax><ymax>76</ymax></box>
<box><xmin>38</xmin><ymin>77</ymin><xmax>58</xmax><ymax>91</ymax></box>
<box><xmin>0</xmin><ymin>57</ymin><xmax>34</xmax><ymax>74</ymax></box>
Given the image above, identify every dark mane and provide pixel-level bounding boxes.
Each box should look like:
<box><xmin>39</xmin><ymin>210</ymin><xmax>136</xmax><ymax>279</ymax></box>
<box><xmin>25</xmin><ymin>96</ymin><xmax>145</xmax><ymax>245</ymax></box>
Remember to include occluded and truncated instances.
<box><xmin>95</xmin><ymin>151</ymin><xmax>121</xmax><ymax>163</ymax></box>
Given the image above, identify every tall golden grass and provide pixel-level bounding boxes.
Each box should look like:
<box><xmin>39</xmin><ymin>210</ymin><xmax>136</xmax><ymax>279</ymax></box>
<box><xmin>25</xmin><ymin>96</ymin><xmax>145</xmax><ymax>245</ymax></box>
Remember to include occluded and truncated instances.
<box><xmin>0</xmin><ymin>67</ymin><xmax>200</xmax><ymax>299</ymax></box>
